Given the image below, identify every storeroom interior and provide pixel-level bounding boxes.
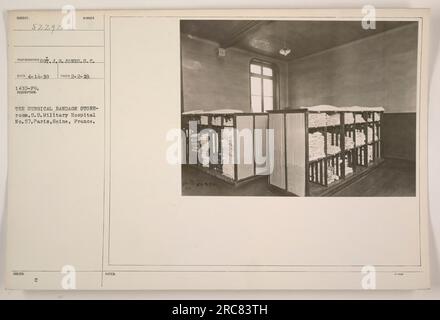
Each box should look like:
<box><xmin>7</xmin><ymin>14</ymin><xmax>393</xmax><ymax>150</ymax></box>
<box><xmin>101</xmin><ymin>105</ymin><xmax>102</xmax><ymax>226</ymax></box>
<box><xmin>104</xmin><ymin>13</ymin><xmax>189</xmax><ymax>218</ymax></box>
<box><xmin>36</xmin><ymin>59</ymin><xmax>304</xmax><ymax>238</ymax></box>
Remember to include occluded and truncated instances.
<box><xmin>180</xmin><ymin>20</ymin><xmax>418</xmax><ymax>196</ymax></box>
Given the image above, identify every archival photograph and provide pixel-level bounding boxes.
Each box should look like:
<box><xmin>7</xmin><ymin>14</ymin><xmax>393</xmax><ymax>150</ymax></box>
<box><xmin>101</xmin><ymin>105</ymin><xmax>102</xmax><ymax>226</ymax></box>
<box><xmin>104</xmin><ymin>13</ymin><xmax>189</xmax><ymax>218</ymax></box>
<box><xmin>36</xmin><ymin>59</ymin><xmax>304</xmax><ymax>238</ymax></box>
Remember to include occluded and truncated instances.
<box><xmin>180</xmin><ymin>20</ymin><xmax>419</xmax><ymax>197</ymax></box>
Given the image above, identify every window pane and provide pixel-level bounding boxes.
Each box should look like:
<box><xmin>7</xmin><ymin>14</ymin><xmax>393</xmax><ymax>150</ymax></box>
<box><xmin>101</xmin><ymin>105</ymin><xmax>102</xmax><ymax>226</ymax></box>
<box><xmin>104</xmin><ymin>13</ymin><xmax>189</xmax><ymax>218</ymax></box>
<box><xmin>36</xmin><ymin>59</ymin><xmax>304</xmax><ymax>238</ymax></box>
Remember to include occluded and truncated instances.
<box><xmin>263</xmin><ymin>97</ymin><xmax>273</xmax><ymax>111</ymax></box>
<box><xmin>250</xmin><ymin>64</ymin><xmax>261</xmax><ymax>74</ymax></box>
<box><xmin>251</xmin><ymin>76</ymin><xmax>261</xmax><ymax>95</ymax></box>
<box><xmin>263</xmin><ymin>79</ymin><xmax>273</xmax><ymax>97</ymax></box>
<box><xmin>262</xmin><ymin>66</ymin><xmax>273</xmax><ymax>76</ymax></box>
<box><xmin>251</xmin><ymin>95</ymin><xmax>262</xmax><ymax>112</ymax></box>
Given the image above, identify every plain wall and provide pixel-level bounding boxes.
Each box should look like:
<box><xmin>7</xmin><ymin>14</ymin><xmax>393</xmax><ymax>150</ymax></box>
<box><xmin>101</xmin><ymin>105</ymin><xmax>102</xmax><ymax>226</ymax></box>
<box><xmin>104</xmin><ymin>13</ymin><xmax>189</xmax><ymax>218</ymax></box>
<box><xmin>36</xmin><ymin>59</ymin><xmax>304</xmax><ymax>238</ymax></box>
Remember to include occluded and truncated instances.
<box><xmin>181</xmin><ymin>34</ymin><xmax>288</xmax><ymax>112</ymax></box>
<box><xmin>287</xmin><ymin>23</ymin><xmax>419</xmax><ymax>113</ymax></box>
<box><xmin>286</xmin><ymin>23</ymin><xmax>418</xmax><ymax>161</ymax></box>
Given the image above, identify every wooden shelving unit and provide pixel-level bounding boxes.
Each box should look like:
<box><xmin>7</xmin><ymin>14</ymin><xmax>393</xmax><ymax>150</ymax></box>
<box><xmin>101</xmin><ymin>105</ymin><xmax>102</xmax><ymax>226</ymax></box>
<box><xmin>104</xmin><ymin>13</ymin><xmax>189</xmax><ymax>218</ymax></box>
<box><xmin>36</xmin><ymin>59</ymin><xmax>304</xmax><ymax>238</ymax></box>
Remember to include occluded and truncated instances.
<box><xmin>267</xmin><ymin>109</ymin><xmax>384</xmax><ymax>196</ymax></box>
<box><xmin>181</xmin><ymin>112</ymin><xmax>269</xmax><ymax>184</ymax></box>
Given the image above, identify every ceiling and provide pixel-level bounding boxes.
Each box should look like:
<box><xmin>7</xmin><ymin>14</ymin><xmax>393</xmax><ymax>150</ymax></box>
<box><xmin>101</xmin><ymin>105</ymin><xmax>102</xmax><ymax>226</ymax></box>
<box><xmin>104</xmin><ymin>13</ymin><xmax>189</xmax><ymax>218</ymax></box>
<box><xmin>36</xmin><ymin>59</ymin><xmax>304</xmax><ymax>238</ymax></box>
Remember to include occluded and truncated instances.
<box><xmin>180</xmin><ymin>20</ymin><xmax>415</xmax><ymax>61</ymax></box>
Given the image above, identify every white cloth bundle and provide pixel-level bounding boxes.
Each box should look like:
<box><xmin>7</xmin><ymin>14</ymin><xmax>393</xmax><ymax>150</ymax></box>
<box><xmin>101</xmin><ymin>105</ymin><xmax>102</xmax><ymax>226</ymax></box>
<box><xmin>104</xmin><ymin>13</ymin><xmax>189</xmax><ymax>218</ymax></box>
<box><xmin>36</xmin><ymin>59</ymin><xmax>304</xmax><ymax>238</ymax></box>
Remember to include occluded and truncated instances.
<box><xmin>367</xmin><ymin>127</ymin><xmax>379</xmax><ymax>143</ymax></box>
<box><xmin>344</xmin><ymin>113</ymin><xmax>355</xmax><ymax>125</ymax></box>
<box><xmin>374</xmin><ymin>112</ymin><xmax>382</xmax><ymax>121</ymax></box>
<box><xmin>345</xmin><ymin>135</ymin><xmax>355</xmax><ymax>149</ymax></box>
<box><xmin>301</xmin><ymin>106</ymin><xmax>383</xmax><ymax>127</ymax></box>
<box><xmin>200</xmin><ymin>115</ymin><xmax>209</xmax><ymax>125</ymax></box>
<box><xmin>327</xmin><ymin>163</ymin><xmax>340</xmax><ymax>184</ymax></box>
<box><xmin>363</xmin><ymin>106</ymin><xmax>385</xmax><ymax>112</ymax></box>
<box><xmin>327</xmin><ymin>144</ymin><xmax>341</xmax><ymax>155</ymax></box>
<box><xmin>345</xmin><ymin>165</ymin><xmax>353</xmax><ymax>175</ymax></box>
<box><xmin>309</xmin><ymin>132</ymin><xmax>326</xmax><ymax>160</ymax></box>
<box><xmin>308</xmin><ymin>113</ymin><xmax>327</xmax><ymax>128</ymax></box>
<box><xmin>345</xmin><ymin>158</ymin><xmax>354</xmax><ymax>175</ymax></box>
<box><xmin>199</xmin><ymin>132</ymin><xmax>210</xmax><ymax>167</ymax></box>
<box><xmin>190</xmin><ymin>133</ymin><xmax>198</xmax><ymax>153</ymax></box>
<box><xmin>355</xmin><ymin>129</ymin><xmax>366</xmax><ymax>145</ymax></box>
<box><xmin>221</xmin><ymin>128</ymin><xmax>235</xmax><ymax>178</ymax></box>
<box><xmin>223</xmin><ymin>116</ymin><xmax>234</xmax><ymax>126</ymax></box>
<box><xmin>211</xmin><ymin>116</ymin><xmax>222</xmax><ymax>126</ymax></box>
<box><xmin>327</xmin><ymin>132</ymin><xmax>341</xmax><ymax>155</ymax></box>
<box><xmin>326</xmin><ymin>113</ymin><xmax>340</xmax><ymax>126</ymax></box>
<box><xmin>182</xmin><ymin>110</ymin><xmax>204</xmax><ymax>115</ymax></box>
<box><xmin>182</xmin><ymin>109</ymin><xmax>244</xmax><ymax>115</ymax></box>
<box><xmin>355</xmin><ymin>114</ymin><xmax>366</xmax><ymax>123</ymax></box>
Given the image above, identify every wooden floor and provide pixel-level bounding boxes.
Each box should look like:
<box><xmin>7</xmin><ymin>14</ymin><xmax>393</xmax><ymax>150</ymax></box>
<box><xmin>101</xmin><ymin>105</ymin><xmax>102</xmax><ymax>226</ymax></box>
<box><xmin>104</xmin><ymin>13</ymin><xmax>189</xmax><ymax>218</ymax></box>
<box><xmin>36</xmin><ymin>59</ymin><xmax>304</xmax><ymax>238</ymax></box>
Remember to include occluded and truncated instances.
<box><xmin>182</xmin><ymin>166</ymin><xmax>283</xmax><ymax>196</ymax></box>
<box><xmin>181</xmin><ymin>159</ymin><xmax>415</xmax><ymax>197</ymax></box>
<box><xmin>332</xmin><ymin>158</ymin><xmax>415</xmax><ymax>197</ymax></box>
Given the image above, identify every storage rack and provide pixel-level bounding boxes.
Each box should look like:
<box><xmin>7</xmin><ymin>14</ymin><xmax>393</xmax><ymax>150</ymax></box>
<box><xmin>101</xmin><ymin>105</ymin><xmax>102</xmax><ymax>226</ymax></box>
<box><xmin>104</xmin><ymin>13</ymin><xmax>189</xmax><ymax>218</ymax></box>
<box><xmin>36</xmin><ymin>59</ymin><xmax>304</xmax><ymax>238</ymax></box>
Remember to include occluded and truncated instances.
<box><xmin>181</xmin><ymin>112</ymin><xmax>269</xmax><ymax>184</ymax></box>
<box><xmin>267</xmin><ymin>109</ymin><xmax>384</xmax><ymax>196</ymax></box>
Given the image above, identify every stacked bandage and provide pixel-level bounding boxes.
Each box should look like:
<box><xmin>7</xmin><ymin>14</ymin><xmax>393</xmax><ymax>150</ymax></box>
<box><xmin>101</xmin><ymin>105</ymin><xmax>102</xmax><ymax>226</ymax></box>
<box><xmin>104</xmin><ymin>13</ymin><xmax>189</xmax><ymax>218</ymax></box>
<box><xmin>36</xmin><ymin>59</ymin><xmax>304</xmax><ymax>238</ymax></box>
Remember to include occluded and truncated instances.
<box><xmin>344</xmin><ymin>113</ymin><xmax>355</xmax><ymax>125</ymax></box>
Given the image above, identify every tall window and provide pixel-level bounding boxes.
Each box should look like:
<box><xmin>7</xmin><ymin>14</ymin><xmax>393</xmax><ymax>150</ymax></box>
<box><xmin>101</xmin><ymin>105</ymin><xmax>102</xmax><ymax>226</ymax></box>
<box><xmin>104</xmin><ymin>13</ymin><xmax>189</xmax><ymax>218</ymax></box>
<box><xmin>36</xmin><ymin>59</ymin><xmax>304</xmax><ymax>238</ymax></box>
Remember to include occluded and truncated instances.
<box><xmin>250</xmin><ymin>60</ymin><xmax>276</xmax><ymax>112</ymax></box>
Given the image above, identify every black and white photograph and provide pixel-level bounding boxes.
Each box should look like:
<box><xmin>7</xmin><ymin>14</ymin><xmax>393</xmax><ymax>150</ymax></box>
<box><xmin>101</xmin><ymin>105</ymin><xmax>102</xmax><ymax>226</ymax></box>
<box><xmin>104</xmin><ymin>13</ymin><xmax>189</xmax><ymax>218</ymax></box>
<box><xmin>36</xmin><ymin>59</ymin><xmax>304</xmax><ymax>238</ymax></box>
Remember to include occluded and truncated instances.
<box><xmin>180</xmin><ymin>19</ymin><xmax>419</xmax><ymax>197</ymax></box>
<box><xmin>2</xmin><ymin>6</ymin><xmax>434</xmax><ymax>295</ymax></box>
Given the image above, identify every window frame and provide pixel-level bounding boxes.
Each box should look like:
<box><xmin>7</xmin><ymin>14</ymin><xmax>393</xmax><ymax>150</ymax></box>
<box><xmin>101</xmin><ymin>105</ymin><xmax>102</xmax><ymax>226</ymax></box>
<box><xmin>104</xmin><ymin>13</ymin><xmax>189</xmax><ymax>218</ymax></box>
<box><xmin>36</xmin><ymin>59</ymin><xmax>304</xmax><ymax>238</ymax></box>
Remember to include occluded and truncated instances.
<box><xmin>249</xmin><ymin>59</ymin><xmax>279</xmax><ymax>113</ymax></box>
